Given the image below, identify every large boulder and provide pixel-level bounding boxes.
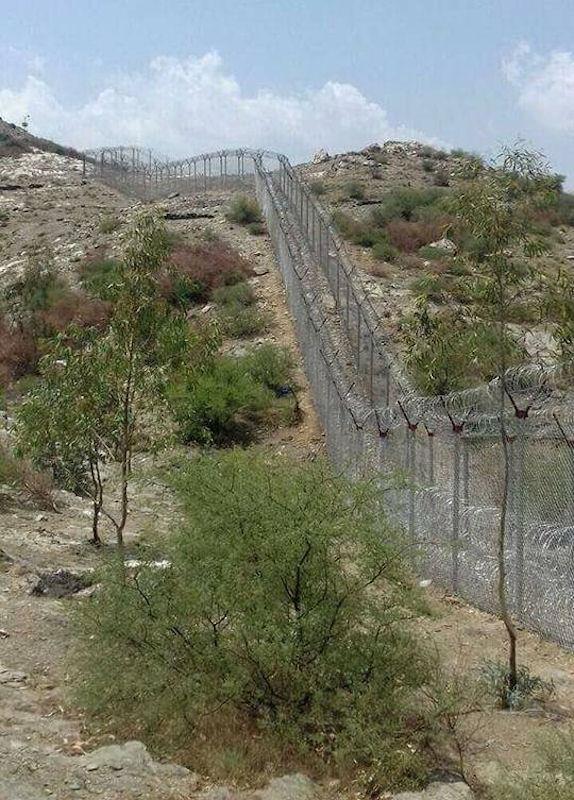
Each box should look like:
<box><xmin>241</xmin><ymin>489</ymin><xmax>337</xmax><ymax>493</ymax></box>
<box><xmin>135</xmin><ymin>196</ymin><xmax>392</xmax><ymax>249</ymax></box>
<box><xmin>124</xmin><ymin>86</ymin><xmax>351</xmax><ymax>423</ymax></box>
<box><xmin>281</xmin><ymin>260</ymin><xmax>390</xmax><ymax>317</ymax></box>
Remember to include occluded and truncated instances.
<box><xmin>311</xmin><ymin>149</ymin><xmax>330</xmax><ymax>164</ymax></box>
<box><xmin>82</xmin><ymin>740</ymin><xmax>190</xmax><ymax>778</ymax></box>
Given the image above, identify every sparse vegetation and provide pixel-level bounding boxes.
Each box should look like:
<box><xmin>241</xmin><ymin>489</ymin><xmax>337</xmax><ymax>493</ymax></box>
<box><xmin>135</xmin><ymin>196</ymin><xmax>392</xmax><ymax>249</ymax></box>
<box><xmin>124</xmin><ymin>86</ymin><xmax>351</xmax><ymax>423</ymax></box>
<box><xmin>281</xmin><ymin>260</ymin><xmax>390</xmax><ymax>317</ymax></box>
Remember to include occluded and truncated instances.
<box><xmin>489</xmin><ymin>727</ymin><xmax>574</xmax><ymax>799</ymax></box>
<box><xmin>480</xmin><ymin>660</ymin><xmax>554</xmax><ymax>710</ymax></box>
<box><xmin>226</xmin><ymin>194</ymin><xmax>262</xmax><ymax>225</ymax></box>
<box><xmin>98</xmin><ymin>214</ymin><xmax>121</xmax><ymax>234</ymax></box>
<box><xmin>343</xmin><ymin>179</ymin><xmax>365</xmax><ymax>200</ymax></box>
<box><xmin>309</xmin><ymin>178</ymin><xmax>326</xmax><ymax>196</ymax></box>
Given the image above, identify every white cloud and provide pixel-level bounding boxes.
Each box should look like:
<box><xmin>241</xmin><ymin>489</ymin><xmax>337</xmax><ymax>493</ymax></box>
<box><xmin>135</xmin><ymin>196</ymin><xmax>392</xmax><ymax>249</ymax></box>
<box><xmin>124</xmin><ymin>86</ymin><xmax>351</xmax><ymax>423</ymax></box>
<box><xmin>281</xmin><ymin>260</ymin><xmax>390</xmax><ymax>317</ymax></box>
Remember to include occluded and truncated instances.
<box><xmin>503</xmin><ymin>42</ymin><xmax>574</xmax><ymax>133</ymax></box>
<box><xmin>0</xmin><ymin>51</ymin><xmax>438</xmax><ymax>160</ymax></box>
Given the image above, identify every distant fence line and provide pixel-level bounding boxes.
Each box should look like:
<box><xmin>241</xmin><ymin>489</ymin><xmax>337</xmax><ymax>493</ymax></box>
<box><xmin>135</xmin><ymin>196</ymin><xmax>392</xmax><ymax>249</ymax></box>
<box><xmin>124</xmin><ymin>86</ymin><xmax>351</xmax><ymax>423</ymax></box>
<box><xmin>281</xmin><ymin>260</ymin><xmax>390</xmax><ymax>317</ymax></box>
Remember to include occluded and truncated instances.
<box><xmin>85</xmin><ymin>146</ymin><xmax>574</xmax><ymax>650</ymax></box>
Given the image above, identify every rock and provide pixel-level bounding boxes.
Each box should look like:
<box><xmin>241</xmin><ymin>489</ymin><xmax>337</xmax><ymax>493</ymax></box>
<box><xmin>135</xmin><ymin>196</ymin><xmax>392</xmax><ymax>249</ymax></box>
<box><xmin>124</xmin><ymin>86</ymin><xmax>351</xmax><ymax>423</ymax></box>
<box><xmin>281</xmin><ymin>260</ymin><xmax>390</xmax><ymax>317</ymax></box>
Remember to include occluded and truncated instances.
<box><xmin>312</xmin><ymin>149</ymin><xmax>330</xmax><ymax>164</ymax></box>
<box><xmin>0</xmin><ymin>666</ymin><xmax>27</xmax><ymax>685</ymax></box>
<box><xmin>31</xmin><ymin>569</ymin><xmax>93</xmax><ymax>598</ymax></box>
<box><xmin>164</xmin><ymin>209</ymin><xmax>214</xmax><ymax>220</ymax></box>
<box><xmin>393</xmin><ymin>782</ymin><xmax>474</xmax><ymax>800</ymax></box>
<box><xmin>428</xmin><ymin>237</ymin><xmax>457</xmax><ymax>255</ymax></box>
<box><xmin>82</xmin><ymin>740</ymin><xmax>191</xmax><ymax>778</ymax></box>
<box><xmin>253</xmin><ymin>264</ymin><xmax>270</xmax><ymax>276</ymax></box>
<box><xmin>254</xmin><ymin>774</ymin><xmax>316</xmax><ymax>800</ymax></box>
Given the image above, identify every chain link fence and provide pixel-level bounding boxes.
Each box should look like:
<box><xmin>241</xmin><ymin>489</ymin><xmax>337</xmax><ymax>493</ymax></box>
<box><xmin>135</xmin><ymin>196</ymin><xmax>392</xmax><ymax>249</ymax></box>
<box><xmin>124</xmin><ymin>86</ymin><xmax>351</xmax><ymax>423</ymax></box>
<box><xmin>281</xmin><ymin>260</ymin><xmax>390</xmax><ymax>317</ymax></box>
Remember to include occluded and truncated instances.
<box><xmin>85</xmin><ymin>146</ymin><xmax>574</xmax><ymax>649</ymax></box>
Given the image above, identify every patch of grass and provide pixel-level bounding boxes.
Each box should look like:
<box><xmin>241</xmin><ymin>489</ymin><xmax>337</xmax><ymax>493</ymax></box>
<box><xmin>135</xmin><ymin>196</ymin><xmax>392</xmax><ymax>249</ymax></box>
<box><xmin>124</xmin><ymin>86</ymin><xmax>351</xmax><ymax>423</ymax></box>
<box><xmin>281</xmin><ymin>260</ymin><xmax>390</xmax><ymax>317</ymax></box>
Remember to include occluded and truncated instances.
<box><xmin>489</xmin><ymin>727</ymin><xmax>574</xmax><ymax>799</ymax></box>
<box><xmin>418</xmin><ymin>244</ymin><xmax>452</xmax><ymax>261</ymax></box>
<box><xmin>72</xmin><ymin>450</ymin><xmax>431</xmax><ymax>792</ymax></box>
<box><xmin>213</xmin><ymin>282</ymin><xmax>256</xmax><ymax>308</ymax></box>
<box><xmin>245</xmin><ymin>343</ymin><xmax>295</xmax><ymax>392</ymax></box>
<box><xmin>226</xmin><ymin>195</ymin><xmax>262</xmax><ymax>225</ymax></box>
<box><xmin>332</xmin><ymin>211</ymin><xmax>386</xmax><ymax>248</ymax></box>
<box><xmin>0</xmin><ymin>446</ymin><xmax>55</xmax><ymax>510</ymax></box>
<box><xmin>98</xmin><ymin>214</ymin><xmax>121</xmax><ymax>234</ymax></box>
<box><xmin>213</xmin><ymin>280</ymin><xmax>268</xmax><ymax>338</ymax></box>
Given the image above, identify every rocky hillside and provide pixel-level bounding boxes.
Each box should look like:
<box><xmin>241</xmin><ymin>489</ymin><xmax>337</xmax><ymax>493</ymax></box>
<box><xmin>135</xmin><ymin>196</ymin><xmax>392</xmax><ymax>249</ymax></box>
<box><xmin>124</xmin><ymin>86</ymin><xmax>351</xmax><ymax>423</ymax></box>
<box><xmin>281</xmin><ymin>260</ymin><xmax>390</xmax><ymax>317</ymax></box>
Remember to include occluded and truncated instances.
<box><xmin>0</xmin><ymin>116</ymin><xmax>82</xmax><ymax>160</ymax></box>
<box><xmin>298</xmin><ymin>141</ymin><xmax>574</xmax><ymax>379</ymax></box>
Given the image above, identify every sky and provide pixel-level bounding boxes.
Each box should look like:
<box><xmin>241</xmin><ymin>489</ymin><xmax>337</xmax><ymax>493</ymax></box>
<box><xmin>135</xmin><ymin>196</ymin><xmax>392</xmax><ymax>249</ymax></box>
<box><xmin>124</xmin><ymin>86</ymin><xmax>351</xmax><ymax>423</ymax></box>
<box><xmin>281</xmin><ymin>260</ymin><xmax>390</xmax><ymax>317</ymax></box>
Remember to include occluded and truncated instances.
<box><xmin>1</xmin><ymin>0</ymin><xmax>574</xmax><ymax>181</ymax></box>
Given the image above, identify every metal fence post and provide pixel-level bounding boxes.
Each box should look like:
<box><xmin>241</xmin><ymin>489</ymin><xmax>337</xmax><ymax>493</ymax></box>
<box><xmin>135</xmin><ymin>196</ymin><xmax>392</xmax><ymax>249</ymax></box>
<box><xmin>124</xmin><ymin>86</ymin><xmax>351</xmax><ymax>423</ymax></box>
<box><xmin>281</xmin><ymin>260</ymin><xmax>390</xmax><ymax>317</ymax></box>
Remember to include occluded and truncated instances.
<box><xmin>452</xmin><ymin>428</ymin><xmax>462</xmax><ymax>592</ymax></box>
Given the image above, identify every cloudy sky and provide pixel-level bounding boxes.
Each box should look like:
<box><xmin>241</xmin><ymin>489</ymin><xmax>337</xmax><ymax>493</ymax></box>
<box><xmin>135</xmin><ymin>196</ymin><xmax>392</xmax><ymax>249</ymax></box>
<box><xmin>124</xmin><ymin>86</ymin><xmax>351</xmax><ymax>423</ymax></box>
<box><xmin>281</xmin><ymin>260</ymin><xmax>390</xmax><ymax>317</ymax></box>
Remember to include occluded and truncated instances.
<box><xmin>2</xmin><ymin>0</ymin><xmax>574</xmax><ymax>182</ymax></box>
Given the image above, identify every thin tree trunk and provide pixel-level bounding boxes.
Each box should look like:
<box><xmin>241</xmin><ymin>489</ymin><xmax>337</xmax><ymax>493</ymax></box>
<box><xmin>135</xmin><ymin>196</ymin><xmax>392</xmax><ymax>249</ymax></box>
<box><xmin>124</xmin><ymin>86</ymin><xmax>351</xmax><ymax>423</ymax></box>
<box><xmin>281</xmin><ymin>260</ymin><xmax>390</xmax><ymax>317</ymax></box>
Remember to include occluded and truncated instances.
<box><xmin>116</xmin><ymin>341</ymin><xmax>136</xmax><ymax>548</ymax></box>
<box><xmin>89</xmin><ymin>459</ymin><xmax>103</xmax><ymax>546</ymax></box>
<box><xmin>496</xmin><ymin>282</ymin><xmax>518</xmax><ymax>704</ymax></box>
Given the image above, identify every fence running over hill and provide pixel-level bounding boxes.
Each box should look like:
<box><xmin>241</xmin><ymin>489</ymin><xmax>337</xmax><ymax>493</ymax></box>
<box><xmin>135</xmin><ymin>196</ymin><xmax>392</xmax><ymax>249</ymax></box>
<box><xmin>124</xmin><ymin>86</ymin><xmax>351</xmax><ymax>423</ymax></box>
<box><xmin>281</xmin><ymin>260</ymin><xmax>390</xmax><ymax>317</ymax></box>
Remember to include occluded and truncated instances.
<box><xmin>85</xmin><ymin>146</ymin><xmax>574</xmax><ymax>650</ymax></box>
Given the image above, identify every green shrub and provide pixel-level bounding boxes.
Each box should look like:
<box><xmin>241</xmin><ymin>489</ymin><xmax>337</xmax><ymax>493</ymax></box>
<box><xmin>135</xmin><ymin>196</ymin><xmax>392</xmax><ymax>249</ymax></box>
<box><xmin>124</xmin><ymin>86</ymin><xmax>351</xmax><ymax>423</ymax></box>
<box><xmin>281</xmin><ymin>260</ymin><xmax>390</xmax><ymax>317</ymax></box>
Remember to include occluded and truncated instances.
<box><xmin>219</xmin><ymin>305</ymin><xmax>269</xmax><ymax>338</ymax></box>
<box><xmin>371</xmin><ymin>187</ymin><xmax>446</xmax><ymax>226</ymax></box>
<box><xmin>418</xmin><ymin>245</ymin><xmax>452</xmax><ymax>261</ymax></box>
<box><xmin>372</xmin><ymin>239</ymin><xmax>398</xmax><ymax>262</ymax></box>
<box><xmin>422</xmin><ymin>159</ymin><xmax>435</xmax><ymax>173</ymax></box>
<box><xmin>6</xmin><ymin>251</ymin><xmax>67</xmax><ymax>323</ymax></box>
<box><xmin>433</xmin><ymin>169</ymin><xmax>450</xmax><ymax>187</ymax></box>
<box><xmin>554</xmin><ymin>191</ymin><xmax>574</xmax><ymax>226</ymax></box>
<box><xmin>226</xmin><ymin>195</ymin><xmax>262</xmax><ymax>225</ymax></box>
<box><xmin>309</xmin><ymin>179</ymin><xmax>326</xmax><ymax>196</ymax></box>
<box><xmin>245</xmin><ymin>344</ymin><xmax>294</xmax><ymax>391</ymax></box>
<box><xmin>79</xmin><ymin>257</ymin><xmax>122</xmax><ymax>301</ymax></box>
<box><xmin>213</xmin><ymin>281</ymin><xmax>255</xmax><ymax>307</ymax></box>
<box><xmin>344</xmin><ymin>179</ymin><xmax>365</xmax><ymax>200</ymax></box>
<box><xmin>402</xmin><ymin>300</ymin><xmax>524</xmax><ymax>394</ymax></box>
<box><xmin>333</xmin><ymin>211</ymin><xmax>384</xmax><ymax>248</ymax></box>
<box><xmin>168</xmin><ymin>356</ymin><xmax>272</xmax><ymax>445</ymax></box>
<box><xmin>479</xmin><ymin>660</ymin><xmax>554</xmax><ymax>710</ymax></box>
<box><xmin>247</xmin><ymin>221</ymin><xmax>266</xmax><ymax>236</ymax></box>
<box><xmin>0</xmin><ymin>209</ymin><xmax>9</xmax><ymax>225</ymax></box>
<box><xmin>73</xmin><ymin>450</ymin><xmax>430</xmax><ymax>791</ymax></box>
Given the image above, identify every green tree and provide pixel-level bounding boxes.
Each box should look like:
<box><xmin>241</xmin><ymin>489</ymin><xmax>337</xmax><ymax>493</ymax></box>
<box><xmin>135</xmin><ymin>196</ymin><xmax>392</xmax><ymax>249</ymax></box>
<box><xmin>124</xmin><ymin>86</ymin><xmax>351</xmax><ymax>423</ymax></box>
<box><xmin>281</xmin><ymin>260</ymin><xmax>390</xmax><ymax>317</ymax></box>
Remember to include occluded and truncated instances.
<box><xmin>74</xmin><ymin>451</ymin><xmax>431</xmax><ymax>791</ymax></box>
<box><xmin>16</xmin><ymin>211</ymin><xmax>202</xmax><ymax>547</ymax></box>
<box><xmin>452</xmin><ymin>143</ymin><xmax>555</xmax><ymax>702</ymax></box>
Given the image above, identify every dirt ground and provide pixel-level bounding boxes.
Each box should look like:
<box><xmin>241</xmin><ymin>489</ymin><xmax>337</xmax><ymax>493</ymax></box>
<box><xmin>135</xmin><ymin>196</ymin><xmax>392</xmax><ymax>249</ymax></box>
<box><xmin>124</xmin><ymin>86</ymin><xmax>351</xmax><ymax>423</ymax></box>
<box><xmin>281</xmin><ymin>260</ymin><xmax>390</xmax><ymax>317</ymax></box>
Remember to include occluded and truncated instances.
<box><xmin>1</xmin><ymin>152</ymin><xmax>574</xmax><ymax>799</ymax></box>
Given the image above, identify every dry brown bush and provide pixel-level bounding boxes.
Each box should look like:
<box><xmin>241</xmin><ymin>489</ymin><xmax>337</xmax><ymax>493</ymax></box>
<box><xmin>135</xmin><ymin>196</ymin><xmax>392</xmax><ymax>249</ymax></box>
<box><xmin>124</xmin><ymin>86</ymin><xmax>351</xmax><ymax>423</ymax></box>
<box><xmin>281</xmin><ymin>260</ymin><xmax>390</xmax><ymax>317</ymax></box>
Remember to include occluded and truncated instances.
<box><xmin>160</xmin><ymin>241</ymin><xmax>253</xmax><ymax>305</ymax></box>
<box><xmin>386</xmin><ymin>219</ymin><xmax>444</xmax><ymax>253</ymax></box>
